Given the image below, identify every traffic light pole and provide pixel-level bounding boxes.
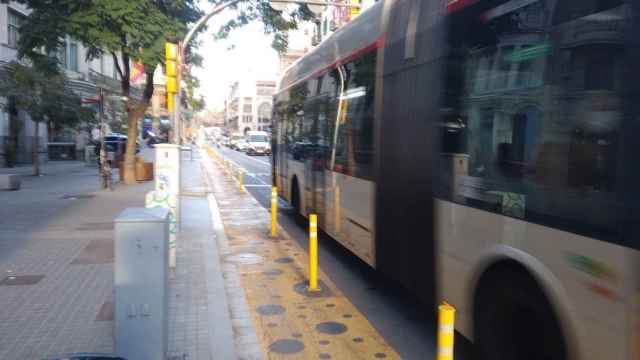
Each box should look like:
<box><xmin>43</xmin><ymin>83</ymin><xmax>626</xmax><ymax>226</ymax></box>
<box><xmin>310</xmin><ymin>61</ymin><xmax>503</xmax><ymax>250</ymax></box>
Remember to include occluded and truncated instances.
<box><xmin>173</xmin><ymin>92</ymin><xmax>180</xmax><ymax>145</ymax></box>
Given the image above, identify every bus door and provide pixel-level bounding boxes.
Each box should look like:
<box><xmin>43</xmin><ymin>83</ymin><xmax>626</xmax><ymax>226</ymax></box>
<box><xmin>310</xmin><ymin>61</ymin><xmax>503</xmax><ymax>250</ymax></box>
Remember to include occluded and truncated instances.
<box><xmin>328</xmin><ymin>57</ymin><xmax>377</xmax><ymax>266</ymax></box>
<box><xmin>310</xmin><ymin>97</ymin><xmax>331</xmax><ymax>228</ymax></box>
<box><xmin>302</xmin><ymin>96</ymin><xmax>321</xmax><ymax>217</ymax></box>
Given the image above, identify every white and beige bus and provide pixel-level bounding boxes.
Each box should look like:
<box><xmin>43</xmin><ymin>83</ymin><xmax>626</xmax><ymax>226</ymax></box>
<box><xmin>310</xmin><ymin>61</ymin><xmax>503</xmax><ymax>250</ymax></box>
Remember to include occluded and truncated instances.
<box><xmin>272</xmin><ymin>1</ymin><xmax>640</xmax><ymax>359</ymax></box>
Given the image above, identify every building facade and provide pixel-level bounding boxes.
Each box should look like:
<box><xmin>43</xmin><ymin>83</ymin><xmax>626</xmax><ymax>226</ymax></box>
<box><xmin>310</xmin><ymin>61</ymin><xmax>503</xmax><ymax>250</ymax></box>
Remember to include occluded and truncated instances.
<box><xmin>0</xmin><ymin>1</ymin><xmax>128</xmax><ymax>166</ymax></box>
<box><xmin>226</xmin><ymin>79</ymin><xmax>276</xmax><ymax>134</ymax></box>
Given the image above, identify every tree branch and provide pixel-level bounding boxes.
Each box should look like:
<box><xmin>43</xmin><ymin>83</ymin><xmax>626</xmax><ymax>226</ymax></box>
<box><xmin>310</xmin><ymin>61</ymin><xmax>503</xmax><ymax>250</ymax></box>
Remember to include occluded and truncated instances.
<box><xmin>111</xmin><ymin>52</ymin><xmax>124</xmax><ymax>80</ymax></box>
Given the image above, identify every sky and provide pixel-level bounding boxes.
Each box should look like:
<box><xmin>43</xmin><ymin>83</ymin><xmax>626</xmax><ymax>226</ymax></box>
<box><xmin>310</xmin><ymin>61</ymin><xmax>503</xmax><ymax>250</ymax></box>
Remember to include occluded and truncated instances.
<box><xmin>190</xmin><ymin>1</ymin><xmax>281</xmax><ymax>112</ymax></box>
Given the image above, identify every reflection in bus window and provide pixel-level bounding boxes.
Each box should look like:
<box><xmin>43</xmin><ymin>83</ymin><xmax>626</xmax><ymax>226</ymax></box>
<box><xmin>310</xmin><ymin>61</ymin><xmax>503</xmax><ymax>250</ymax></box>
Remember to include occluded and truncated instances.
<box><xmin>333</xmin><ymin>52</ymin><xmax>376</xmax><ymax>180</ymax></box>
<box><xmin>439</xmin><ymin>0</ymin><xmax>629</xmax><ymax>241</ymax></box>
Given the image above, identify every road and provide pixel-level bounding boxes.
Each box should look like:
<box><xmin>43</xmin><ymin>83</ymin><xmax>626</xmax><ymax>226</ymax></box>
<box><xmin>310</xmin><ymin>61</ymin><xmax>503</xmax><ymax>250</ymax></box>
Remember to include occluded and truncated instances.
<box><xmin>211</xmin><ymin>144</ymin><xmax>473</xmax><ymax>360</ymax></box>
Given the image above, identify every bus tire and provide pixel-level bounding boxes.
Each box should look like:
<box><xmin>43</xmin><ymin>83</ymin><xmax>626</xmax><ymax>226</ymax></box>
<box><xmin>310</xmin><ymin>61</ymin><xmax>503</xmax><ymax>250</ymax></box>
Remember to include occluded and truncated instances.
<box><xmin>473</xmin><ymin>263</ymin><xmax>567</xmax><ymax>360</ymax></box>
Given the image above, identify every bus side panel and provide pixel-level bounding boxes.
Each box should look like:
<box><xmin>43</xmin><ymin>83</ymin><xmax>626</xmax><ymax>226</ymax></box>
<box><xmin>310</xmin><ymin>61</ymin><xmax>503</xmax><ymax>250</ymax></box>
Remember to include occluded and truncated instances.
<box><xmin>375</xmin><ymin>0</ymin><xmax>442</xmax><ymax>310</ymax></box>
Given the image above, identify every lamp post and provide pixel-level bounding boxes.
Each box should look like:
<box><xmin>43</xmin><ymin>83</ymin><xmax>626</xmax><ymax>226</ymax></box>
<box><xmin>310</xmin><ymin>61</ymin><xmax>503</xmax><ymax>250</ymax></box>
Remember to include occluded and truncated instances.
<box><xmin>173</xmin><ymin>0</ymin><xmax>242</xmax><ymax>145</ymax></box>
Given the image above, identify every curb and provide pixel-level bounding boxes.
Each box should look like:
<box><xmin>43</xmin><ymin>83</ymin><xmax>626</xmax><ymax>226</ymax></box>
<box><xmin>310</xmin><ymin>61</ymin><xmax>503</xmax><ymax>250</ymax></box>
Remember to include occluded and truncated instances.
<box><xmin>201</xmin><ymin>152</ymin><xmax>263</xmax><ymax>360</ymax></box>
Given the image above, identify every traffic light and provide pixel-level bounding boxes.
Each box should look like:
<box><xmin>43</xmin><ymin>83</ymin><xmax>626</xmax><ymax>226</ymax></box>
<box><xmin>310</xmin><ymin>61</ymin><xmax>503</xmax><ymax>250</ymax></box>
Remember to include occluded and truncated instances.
<box><xmin>165</xmin><ymin>42</ymin><xmax>179</xmax><ymax>111</ymax></box>
<box><xmin>349</xmin><ymin>0</ymin><xmax>361</xmax><ymax>20</ymax></box>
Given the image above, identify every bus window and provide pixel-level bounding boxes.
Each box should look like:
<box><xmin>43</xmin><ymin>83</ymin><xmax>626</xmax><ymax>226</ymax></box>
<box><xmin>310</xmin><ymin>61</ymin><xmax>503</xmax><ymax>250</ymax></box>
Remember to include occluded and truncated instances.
<box><xmin>333</xmin><ymin>52</ymin><xmax>376</xmax><ymax>180</ymax></box>
<box><xmin>285</xmin><ymin>83</ymin><xmax>311</xmax><ymax>161</ymax></box>
<box><xmin>439</xmin><ymin>0</ymin><xmax>630</xmax><ymax>242</ymax></box>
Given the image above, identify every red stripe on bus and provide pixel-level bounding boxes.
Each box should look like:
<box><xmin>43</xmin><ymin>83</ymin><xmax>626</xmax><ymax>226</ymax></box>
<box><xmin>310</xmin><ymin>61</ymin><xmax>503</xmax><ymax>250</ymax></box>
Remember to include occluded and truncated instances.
<box><xmin>278</xmin><ymin>36</ymin><xmax>385</xmax><ymax>94</ymax></box>
<box><xmin>446</xmin><ymin>0</ymin><xmax>479</xmax><ymax>14</ymax></box>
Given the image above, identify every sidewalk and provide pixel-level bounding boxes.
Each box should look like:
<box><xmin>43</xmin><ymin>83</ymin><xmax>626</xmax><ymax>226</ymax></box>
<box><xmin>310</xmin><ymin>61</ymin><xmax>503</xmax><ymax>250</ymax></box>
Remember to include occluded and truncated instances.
<box><xmin>0</xmin><ymin>148</ymin><xmax>235</xmax><ymax>359</ymax></box>
<box><xmin>168</xmin><ymin>149</ymin><xmax>237</xmax><ymax>360</ymax></box>
<box><xmin>200</xmin><ymin>146</ymin><xmax>400</xmax><ymax>360</ymax></box>
<box><xmin>0</xmin><ymin>161</ymin><xmax>153</xmax><ymax>359</ymax></box>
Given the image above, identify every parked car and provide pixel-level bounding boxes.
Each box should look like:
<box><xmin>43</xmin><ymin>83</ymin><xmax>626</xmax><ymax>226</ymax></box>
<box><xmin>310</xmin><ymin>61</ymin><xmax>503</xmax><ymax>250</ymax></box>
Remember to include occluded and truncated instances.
<box><xmin>94</xmin><ymin>134</ymin><xmax>140</xmax><ymax>164</ymax></box>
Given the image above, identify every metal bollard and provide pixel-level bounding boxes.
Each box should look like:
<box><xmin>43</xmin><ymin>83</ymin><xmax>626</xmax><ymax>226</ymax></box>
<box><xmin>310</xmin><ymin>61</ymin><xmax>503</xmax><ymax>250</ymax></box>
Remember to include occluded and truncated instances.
<box><xmin>271</xmin><ymin>187</ymin><xmax>278</xmax><ymax>237</ymax></box>
<box><xmin>308</xmin><ymin>214</ymin><xmax>319</xmax><ymax>292</ymax></box>
<box><xmin>437</xmin><ymin>302</ymin><xmax>456</xmax><ymax>360</ymax></box>
<box><xmin>239</xmin><ymin>169</ymin><xmax>244</xmax><ymax>192</ymax></box>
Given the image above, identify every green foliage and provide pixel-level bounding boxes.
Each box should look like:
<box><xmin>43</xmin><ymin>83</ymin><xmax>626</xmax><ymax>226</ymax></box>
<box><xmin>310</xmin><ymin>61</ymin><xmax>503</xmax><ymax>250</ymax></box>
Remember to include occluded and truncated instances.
<box><xmin>16</xmin><ymin>0</ymin><xmax>202</xmax><ymax>98</ymax></box>
<box><xmin>182</xmin><ymin>69</ymin><xmax>206</xmax><ymax>112</ymax></box>
<box><xmin>0</xmin><ymin>61</ymin><xmax>90</xmax><ymax>129</ymax></box>
<box><xmin>210</xmin><ymin>0</ymin><xmax>315</xmax><ymax>54</ymax></box>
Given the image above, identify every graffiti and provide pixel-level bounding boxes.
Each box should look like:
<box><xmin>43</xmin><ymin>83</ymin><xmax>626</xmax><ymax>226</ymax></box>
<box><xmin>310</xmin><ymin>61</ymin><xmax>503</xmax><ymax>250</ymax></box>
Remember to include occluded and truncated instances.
<box><xmin>146</xmin><ymin>190</ymin><xmax>177</xmax><ymax>248</ymax></box>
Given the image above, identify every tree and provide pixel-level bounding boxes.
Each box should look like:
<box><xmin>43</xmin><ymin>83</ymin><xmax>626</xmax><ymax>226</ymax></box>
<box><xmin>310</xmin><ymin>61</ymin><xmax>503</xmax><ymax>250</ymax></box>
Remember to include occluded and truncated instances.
<box><xmin>209</xmin><ymin>0</ymin><xmax>315</xmax><ymax>53</ymax></box>
<box><xmin>0</xmin><ymin>60</ymin><xmax>91</xmax><ymax>175</ymax></box>
<box><xmin>14</xmin><ymin>0</ymin><xmax>202</xmax><ymax>184</ymax></box>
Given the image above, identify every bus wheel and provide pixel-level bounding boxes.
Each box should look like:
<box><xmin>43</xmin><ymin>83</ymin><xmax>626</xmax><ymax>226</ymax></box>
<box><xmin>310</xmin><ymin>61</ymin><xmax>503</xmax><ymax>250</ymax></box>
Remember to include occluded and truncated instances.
<box><xmin>473</xmin><ymin>264</ymin><xmax>567</xmax><ymax>360</ymax></box>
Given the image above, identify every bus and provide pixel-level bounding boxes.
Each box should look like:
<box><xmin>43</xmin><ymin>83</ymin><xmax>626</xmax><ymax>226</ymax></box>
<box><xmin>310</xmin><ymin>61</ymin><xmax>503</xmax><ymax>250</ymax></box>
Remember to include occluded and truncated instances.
<box><xmin>272</xmin><ymin>1</ymin><xmax>640</xmax><ymax>359</ymax></box>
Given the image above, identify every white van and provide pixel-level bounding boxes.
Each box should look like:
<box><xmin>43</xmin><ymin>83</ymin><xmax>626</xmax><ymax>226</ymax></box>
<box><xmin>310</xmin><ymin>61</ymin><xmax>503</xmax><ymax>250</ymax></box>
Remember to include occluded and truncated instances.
<box><xmin>245</xmin><ymin>131</ymin><xmax>271</xmax><ymax>156</ymax></box>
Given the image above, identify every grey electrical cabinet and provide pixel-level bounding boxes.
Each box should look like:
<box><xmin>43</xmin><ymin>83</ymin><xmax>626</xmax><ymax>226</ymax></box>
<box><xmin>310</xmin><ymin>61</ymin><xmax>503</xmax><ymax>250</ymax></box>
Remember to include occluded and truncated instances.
<box><xmin>114</xmin><ymin>207</ymin><xmax>170</xmax><ymax>360</ymax></box>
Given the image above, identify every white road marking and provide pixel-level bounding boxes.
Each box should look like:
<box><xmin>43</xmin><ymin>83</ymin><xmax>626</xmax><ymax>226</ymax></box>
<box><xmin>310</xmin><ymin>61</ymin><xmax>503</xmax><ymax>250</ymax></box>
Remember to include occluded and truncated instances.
<box><xmin>241</xmin><ymin>153</ymin><xmax>271</xmax><ymax>167</ymax></box>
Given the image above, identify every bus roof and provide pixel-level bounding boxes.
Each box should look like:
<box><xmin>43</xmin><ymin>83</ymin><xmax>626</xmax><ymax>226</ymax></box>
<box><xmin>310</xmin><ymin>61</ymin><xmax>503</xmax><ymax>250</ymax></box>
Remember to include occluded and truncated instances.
<box><xmin>277</xmin><ymin>2</ymin><xmax>383</xmax><ymax>93</ymax></box>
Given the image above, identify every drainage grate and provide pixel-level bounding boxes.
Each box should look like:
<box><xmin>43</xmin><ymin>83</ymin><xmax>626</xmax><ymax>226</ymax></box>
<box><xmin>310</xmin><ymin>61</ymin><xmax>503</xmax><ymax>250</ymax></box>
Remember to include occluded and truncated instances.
<box><xmin>0</xmin><ymin>275</ymin><xmax>45</xmax><ymax>286</ymax></box>
<box><xmin>61</xmin><ymin>194</ymin><xmax>95</xmax><ymax>200</ymax></box>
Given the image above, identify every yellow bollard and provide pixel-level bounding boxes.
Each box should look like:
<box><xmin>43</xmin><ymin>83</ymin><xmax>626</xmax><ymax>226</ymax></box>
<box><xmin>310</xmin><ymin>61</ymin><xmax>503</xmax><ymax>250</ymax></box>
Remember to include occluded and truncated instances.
<box><xmin>308</xmin><ymin>214</ymin><xmax>320</xmax><ymax>291</ymax></box>
<box><xmin>239</xmin><ymin>169</ymin><xmax>244</xmax><ymax>192</ymax></box>
<box><xmin>437</xmin><ymin>302</ymin><xmax>456</xmax><ymax>360</ymax></box>
<box><xmin>335</xmin><ymin>186</ymin><xmax>341</xmax><ymax>234</ymax></box>
<box><xmin>271</xmin><ymin>187</ymin><xmax>278</xmax><ymax>237</ymax></box>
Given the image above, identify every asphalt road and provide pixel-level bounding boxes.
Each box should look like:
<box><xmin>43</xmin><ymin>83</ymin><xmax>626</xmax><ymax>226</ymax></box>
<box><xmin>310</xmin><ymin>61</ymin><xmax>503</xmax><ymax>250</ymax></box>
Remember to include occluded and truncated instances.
<box><xmin>211</xmin><ymin>144</ymin><xmax>472</xmax><ymax>360</ymax></box>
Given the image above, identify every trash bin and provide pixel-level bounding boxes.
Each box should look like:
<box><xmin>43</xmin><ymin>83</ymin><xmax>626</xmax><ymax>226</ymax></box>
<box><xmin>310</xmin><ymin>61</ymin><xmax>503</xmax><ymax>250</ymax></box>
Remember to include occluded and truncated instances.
<box><xmin>135</xmin><ymin>161</ymin><xmax>153</xmax><ymax>182</ymax></box>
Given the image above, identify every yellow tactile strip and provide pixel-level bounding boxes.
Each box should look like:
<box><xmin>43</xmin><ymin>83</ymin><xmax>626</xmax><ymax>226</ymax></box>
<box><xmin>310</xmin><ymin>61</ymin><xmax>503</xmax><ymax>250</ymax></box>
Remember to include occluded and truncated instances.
<box><xmin>204</xmin><ymin>147</ymin><xmax>400</xmax><ymax>360</ymax></box>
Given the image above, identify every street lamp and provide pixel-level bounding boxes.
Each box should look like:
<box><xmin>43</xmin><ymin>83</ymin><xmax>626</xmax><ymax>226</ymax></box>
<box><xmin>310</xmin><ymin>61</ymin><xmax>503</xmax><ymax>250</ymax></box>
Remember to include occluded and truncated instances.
<box><xmin>173</xmin><ymin>0</ymin><xmax>243</xmax><ymax>145</ymax></box>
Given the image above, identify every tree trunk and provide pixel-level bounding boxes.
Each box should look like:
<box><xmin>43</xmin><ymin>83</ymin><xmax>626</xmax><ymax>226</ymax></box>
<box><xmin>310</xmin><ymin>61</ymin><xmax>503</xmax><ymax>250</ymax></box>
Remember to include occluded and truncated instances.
<box><xmin>120</xmin><ymin>70</ymin><xmax>155</xmax><ymax>185</ymax></box>
<box><xmin>32</xmin><ymin>121</ymin><xmax>40</xmax><ymax>176</ymax></box>
<box><xmin>122</xmin><ymin>109</ymin><xmax>140</xmax><ymax>185</ymax></box>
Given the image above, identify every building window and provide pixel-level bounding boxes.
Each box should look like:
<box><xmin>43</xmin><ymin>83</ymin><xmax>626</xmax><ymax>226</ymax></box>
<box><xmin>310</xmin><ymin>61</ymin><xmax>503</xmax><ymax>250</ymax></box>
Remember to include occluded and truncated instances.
<box><xmin>57</xmin><ymin>42</ymin><xmax>67</xmax><ymax>69</ymax></box>
<box><xmin>69</xmin><ymin>43</ymin><xmax>79</xmax><ymax>72</ymax></box>
<box><xmin>258</xmin><ymin>102</ymin><xmax>272</xmax><ymax>124</ymax></box>
<box><xmin>243</xmin><ymin>104</ymin><xmax>252</xmax><ymax>113</ymax></box>
<box><xmin>7</xmin><ymin>10</ymin><xmax>24</xmax><ymax>48</ymax></box>
<box><xmin>243</xmin><ymin>115</ymin><xmax>252</xmax><ymax>123</ymax></box>
<box><xmin>99</xmin><ymin>55</ymin><xmax>105</xmax><ymax>74</ymax></box>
